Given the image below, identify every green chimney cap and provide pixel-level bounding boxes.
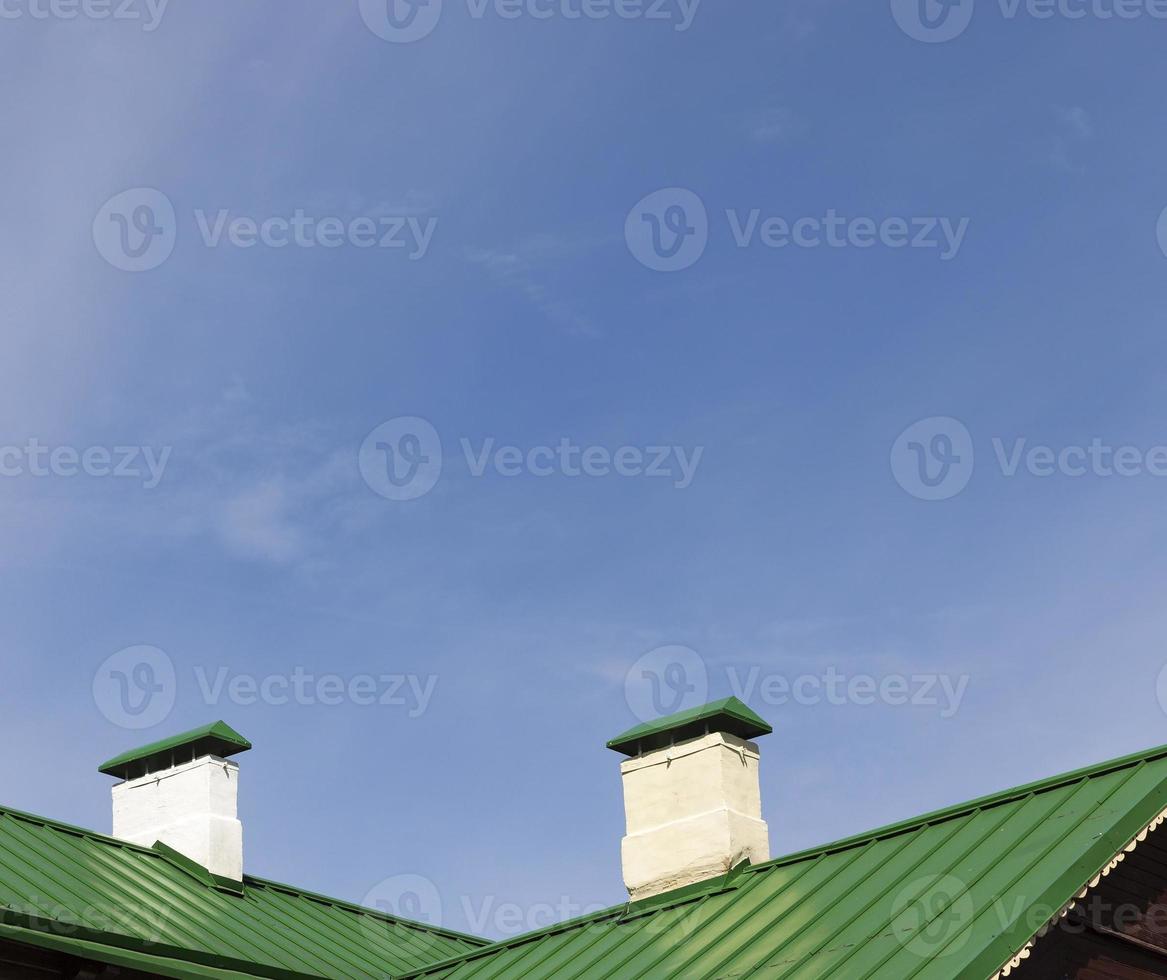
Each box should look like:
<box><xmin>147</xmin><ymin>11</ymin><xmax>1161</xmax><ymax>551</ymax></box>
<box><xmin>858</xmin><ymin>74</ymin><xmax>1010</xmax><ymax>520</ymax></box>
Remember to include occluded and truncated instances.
<box><xmin>99</xmin><ymin>721</ymin><xmax>252</xmax><ymax>780</ymax></box>
<box><xmin>606</xmin><ymin>697</ymin><xmax>772</xmax><ymax>757</ymax></box>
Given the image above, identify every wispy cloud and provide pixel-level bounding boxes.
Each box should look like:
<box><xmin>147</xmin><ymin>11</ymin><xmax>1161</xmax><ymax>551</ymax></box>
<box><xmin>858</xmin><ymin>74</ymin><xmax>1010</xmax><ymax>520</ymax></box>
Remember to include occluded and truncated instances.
<box><xmin>218</xmin><ymin>480</ymin><xmax>306</xmax><ymax>563</ymax></box>
<box><xmin>749</xmin><ymin>106</ymin><xmax>800</xmax><ymax>144</ymax></box>
<box><xmin>466</xmin><ymin>234</ymin><xmax>601</xmax><ymax>337</ymax></box>
<box><xmin>160</xmin><ymin>386</ymin><xmax>374</xmax><ymax>567</ymax></box>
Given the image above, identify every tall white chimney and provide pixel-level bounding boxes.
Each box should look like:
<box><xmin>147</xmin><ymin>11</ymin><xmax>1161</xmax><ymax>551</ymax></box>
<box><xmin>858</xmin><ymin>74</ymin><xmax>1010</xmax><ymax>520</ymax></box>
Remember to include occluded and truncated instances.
<box><xmin>608</xmin><ymin>698</ymin><xmax>771</xmax><ymax>901</ymax></box>
<box><xmin>99</xmin><ymin>721</ymin><xmax>250</xmax><ymax>882</ymax></box>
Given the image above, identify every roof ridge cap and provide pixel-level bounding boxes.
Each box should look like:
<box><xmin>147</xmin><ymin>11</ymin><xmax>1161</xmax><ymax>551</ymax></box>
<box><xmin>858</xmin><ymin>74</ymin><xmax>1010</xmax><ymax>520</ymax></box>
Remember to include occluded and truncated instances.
<box><xmin>751</xmin><ymin>742</ymin><xmax>1167</xmax><ymax>873</ymax></box>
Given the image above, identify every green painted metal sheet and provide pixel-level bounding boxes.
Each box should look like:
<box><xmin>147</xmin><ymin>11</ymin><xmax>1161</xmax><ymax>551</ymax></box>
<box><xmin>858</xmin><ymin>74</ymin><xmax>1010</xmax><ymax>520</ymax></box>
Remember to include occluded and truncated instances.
<box><xmin>606</xmin><ymin>697</ymin><xmax>773</xmax><ymax>756</ymax></box>
<box><xmin>0</xmin><ymin>803</ymin><xmax>485</xmax><ymax>979</ymax></box>
<box><xmin>401</xmin><ymin>744</ymin><xmax>1167</xmax><ymax>980</ymax></box>
<box><xmin>98</xmin><ymin>721</ymin><xmax>253</xmax><ymax>779</ymax></box>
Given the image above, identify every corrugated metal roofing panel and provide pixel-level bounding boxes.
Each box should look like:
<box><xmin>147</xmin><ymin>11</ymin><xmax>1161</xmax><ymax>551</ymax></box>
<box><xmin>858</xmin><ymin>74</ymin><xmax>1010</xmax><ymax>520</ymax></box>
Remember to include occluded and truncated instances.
<box><xmin>400</xmin><ymin>745</ymin><xmax>1167</xmax><ymax>980</ymax></box>
<box><xmin>0</xmin><ymin>803</ymin><xmax>485</xmax><ymax>979</ymax></box>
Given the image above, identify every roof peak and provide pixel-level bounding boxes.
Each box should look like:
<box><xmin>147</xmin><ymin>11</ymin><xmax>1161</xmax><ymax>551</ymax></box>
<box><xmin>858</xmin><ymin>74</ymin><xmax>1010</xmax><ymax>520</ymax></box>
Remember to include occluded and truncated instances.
<box><xmin>606</xmin><ymin>696</ymin><xmax>772</xmax><ymax>756</ymax></box>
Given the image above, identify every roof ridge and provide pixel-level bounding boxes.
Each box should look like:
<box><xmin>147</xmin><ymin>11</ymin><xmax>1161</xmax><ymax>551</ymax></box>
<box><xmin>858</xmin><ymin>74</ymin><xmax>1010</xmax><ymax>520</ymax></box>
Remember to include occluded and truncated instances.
<box><xmin>395</xmin><ymin>740</ymin><xmax>1167</xmax><ymax>978</ymax></box>
<box><xmin>755</xmin><ymin>740</ymin><xmax>1167</xmax><ymax>872</ymax></box>
<box><xmin>0</xmin><ymin>801</ymin><xmax>486</xmax><ymax>947</ymax></box>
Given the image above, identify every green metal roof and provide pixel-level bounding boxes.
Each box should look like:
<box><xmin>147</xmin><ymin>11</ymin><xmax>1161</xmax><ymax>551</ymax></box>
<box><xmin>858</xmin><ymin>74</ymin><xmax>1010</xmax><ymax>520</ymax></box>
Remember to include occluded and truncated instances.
<box><xmin>0</xmin><ymin>801</ymin><xmax>485</xmax><ymax>979</ymax></box>
<box><xmin>606</xmin><ymin>697</ymin><xmax>773</xmax><ymax>757</ymax></box>
<box><xmin>98</xmin><ymin>721</ymin><xmax>253</xmax><ymax>780</ymax></box>
<box><xmin>400</xmin><ymin>743</ymin><xmax>1167</xmax><ymax>980</ymax></box>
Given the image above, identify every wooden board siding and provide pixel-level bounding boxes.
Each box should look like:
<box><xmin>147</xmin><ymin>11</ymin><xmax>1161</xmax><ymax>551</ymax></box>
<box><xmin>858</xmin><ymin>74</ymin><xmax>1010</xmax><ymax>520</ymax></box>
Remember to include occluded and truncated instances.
<box><xmin>1021</xmin><ymin>828</ymin><xmax>1167</xmax><ymax>978</ymax></box>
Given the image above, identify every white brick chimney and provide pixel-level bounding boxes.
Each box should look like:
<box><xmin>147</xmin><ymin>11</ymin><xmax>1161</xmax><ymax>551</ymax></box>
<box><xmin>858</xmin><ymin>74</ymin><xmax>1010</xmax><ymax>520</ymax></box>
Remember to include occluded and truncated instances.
<box><xmin>608</xmin><ymin>698</ymin><xmax>771</xmax><ymax>901</ymax></box>
<box><xmin>100</xmin><ymin>721</ymin><xmax>250</xmax><ymax>882</ymax></box>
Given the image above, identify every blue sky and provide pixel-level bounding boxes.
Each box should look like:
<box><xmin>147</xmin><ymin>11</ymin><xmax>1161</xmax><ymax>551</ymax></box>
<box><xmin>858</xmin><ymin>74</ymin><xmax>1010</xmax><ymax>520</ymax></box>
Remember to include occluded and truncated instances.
<box><xmin>4</xmin><ymin>0</ymin><xmax>1167</xmax><ymax>940</ymax></box>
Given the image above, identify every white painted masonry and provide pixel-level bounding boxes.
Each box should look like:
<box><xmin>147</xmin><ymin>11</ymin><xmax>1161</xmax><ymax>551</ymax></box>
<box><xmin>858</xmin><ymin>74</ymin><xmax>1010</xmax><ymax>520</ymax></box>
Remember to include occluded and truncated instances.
<box><xmin>619</xmin><ymin>731</ymin><xmax>770</xmax><ymax>900</ymax></box>
<box><xmin>111</xmin><ymin>755</ymin><xmax>243</xmax><ymax>881</ymax></box>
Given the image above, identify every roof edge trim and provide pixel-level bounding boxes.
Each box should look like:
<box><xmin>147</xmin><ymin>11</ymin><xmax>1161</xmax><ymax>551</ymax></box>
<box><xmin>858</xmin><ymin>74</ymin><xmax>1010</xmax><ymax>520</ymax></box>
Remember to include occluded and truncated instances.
<box><xmin>988</xmin><ymin>798</ymin><xmax>1167</xmax><ymax>979</ymax></box>
<box><xmin>755</xmin><ymin>742</ymin><xmax>1167</xmax><ymax>873</ymax></box>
